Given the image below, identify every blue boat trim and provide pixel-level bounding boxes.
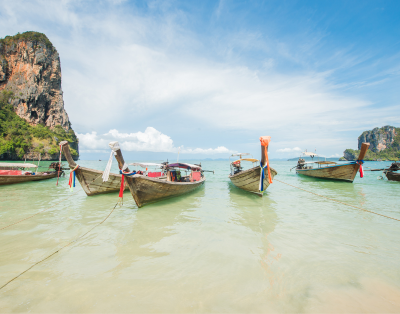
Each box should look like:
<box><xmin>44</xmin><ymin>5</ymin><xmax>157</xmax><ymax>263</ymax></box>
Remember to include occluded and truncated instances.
<box><xmin>297</xmin><ymin>162</ymin><xmax>355</xmax><ymax>171</ymax></box>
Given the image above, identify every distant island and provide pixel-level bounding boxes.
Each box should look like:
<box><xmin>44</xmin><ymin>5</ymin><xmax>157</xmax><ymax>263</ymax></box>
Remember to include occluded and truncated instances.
<box><xmin>341</xmin><ymin>125</ymin><xmax>399</xmax><ymax>161</ymax></box>
<box><xmin>0</xmin><ymin>31</ymin><xmax>78</xmax><ymax>160</ymax></box>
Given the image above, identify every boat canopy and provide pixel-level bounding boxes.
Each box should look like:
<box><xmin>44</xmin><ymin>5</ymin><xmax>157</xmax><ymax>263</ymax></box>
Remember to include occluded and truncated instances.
<box><xmin>167</xmin><ymin>163</ymin><xmax>201</xmax><ymax>171</ymax></box>
<box><xmin>302</xmin><ymin>152</ymin><xmax>319</xmax><ymax>156</ymax></box>
<box><xmin>231</xmin><ymin>158</ymin><xmax>259</xmax><ymax>164</ymax></box>
<box><xmin>128</xmin><ymin>162</ymin><xmax>163</xmax><ymax>168</ymax></box>
<box><xmin>0</xmin><ymin>162</ymin><xmax>38</xmax><ymax>168</ymax></box>
<box><xmin>303</xmin><ymin>161</ymin><xmax>337</xmax><ymax>165</ymax></box>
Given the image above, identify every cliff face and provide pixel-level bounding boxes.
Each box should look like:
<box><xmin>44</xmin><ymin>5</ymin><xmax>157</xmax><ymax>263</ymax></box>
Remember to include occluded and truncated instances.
<box><xmin>343</xmin><ymin>125</ymin><xmax>400</xmax><ymax>161</ymax></box>
<box><xmin>358</xmin><ymin>126</ymin><xmax>397</xmax><ymax>152</ymax></box>
<box><xmin>0</xmin><ymin>32</ymin><xmax>70</xmax><ymax>130</ymax></box>
<box><xmin>0</xmin><ymin>32</ymin><xmax>78</xmax><ymax>161</ymax></box>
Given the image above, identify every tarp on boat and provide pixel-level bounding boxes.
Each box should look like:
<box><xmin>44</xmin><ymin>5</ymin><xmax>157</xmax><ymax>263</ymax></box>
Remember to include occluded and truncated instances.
<box><xmin>231</xmin><ymin>158</ymin><xmax>259</xmax><ymax>164</ymax></box>
<box><xmin>128</xmin><ymin>162</ymin><xmax>163</xmax><ymax>168</ymax></box>
<box><xmin>0</xmin><ymin>163</ymin><xmax>38</xmax><ymax>168</ymax></box>
<box><xmin>167</xmin><ymin>163</ymin><xmax>202</xmax><ymax>171</ymax></box>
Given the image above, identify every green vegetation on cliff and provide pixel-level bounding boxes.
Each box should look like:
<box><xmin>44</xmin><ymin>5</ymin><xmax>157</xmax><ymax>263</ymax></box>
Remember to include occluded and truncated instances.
<box><xmin>0</xmin><ymin>31</ymin><xmax>54</xmax><ymax>50</ymax></box>
<box><xmin>344</xmin><ymin>148</ymin><xmax>400</xmax><ymax>161</ymax></box>
<box><xmin>0</xmin><ymin>91</ymin><xmax>77</xmax><ymax>158</ymax></box>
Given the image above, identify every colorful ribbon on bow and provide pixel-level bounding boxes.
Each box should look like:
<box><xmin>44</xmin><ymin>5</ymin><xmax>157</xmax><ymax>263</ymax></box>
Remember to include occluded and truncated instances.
<box><xmin>356</xmin><ymin>160</ymin><xmax>364</xmax><ymax>178</ymax></box>
<box><xmin>259</xmin><ymin>136</ymin><xmax>273</xmax><ymax>193</ymax></box>
<box><xmin>118</xmin><ymin>169</ymin><xmax>136</xmax><ymax>204</ymax></box>
<box><xmin>68</xmin><ymin>165</ymin><xmax>79</xmax><ymax>190</ymax></box>
<box><xmin>259</xmin><ymin>162</ymin><xmax>269</xmax><ymax>192</ymax></box>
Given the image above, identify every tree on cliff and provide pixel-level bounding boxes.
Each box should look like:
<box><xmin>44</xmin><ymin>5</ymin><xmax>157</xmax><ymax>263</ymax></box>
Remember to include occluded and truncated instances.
<box><xmin>0</xmin><ymin>31</ymin><xmax>78</xmax><ymax>160</ymax></box>
<box><xmin>0</xmin><ymin>90</ymin><xmax>78</xmax><ymax>159</ymax></box>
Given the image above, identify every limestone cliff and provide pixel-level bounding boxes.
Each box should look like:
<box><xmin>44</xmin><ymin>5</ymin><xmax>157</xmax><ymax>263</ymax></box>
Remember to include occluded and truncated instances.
<box><xmin>0</xmin><ymin>32</ymin><xmax>70</xmax><ymax>130</ymax></box>
<box><xmin>0</xmin><ymin>32</ymin><xmax>78</xmax><ymax>160</ymax></box>
<box><xmin>343</xmin><ymin>125</ymin><xmax>400</xmax><ymax>161</ymax></box>
<box><xmin>358</xmin><ymin>126</ymin><xmax>398</xmax><ymax>152</ymax></box>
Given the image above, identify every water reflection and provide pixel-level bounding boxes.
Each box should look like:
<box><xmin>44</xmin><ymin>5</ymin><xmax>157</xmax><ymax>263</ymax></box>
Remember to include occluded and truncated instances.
<box><xmin>111</xmin><ymin>188</ymin><xmax>206</xmax><ymax>275</ymax></box>
<box><xmin>228</xmin><ymin>183</ymin><xmax>283</xmax><ymax>297</ymax></box>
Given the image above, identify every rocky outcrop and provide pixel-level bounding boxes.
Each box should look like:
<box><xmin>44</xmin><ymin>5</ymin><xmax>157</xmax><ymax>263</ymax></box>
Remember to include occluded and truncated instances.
<box><xmin>343</xmin><ymin>149</ymin><xmax>357</xmax><ymax>161</ymax></box>
<box><xmin>343</xmin><ymin>125</ymin><xmax>400</xmax><ymax>161</ymax></box>
<box><xmin>0</xmin><ymin>32</ymin><xmax>70</xmax><ymax>130</ymax></box>
<box><xmin>0</xmin><ymin>32</ymin><xmax>78</xmax><ymax>161</ymax></box>
<box><xmin>358</xmin><ymin>126</ymin><xmax>397</xmax><ymax>152</ymax></box>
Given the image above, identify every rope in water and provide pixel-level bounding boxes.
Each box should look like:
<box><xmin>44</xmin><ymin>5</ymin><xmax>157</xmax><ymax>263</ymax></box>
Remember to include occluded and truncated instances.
<box><xmin>0</xmin><ymin>201</ymin><xmax>119</xmax><ymax>291</ymax></box>
<box><xmin>274</xmin><ymin>179</ymin><xmax>400</xmax><ymax>222</ymax></box>
<box><xmin>0</xmin><ymin>191</ymin><xmax>80</xmax><ymax>231</ymax></box>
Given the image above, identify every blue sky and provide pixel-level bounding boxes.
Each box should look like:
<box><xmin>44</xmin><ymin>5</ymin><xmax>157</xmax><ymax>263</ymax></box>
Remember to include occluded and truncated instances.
<box><xmin>1</xmin><ymin>0</ymin><xmax>399</xmax><ymax>160</ymax></box>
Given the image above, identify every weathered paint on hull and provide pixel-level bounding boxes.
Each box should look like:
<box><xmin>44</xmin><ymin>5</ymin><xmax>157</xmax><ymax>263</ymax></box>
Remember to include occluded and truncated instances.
<box><xmin>125</xmin><ymin>175</ymin><xmax>205</xmax><ymax>207</ymax></box>
<box><xmin>229</xmin><ymin>166</ymin><xmax>277</xmax><ymax>195</ymax></box>
<box><xmin>296</xmin><ymin>163</ymin><xmax>358</xmax><ymax>182</ymax></box>
<box><xmin>0</xmin><ymin>172</ymin><xmax>58</xmax><ymax>186</ymax></box>
<box><xmin>385</xmin><ymin>171</ymin><xmax>400</xmax><ymax>182</ymax></box>
<box><xmin>75</xmin><ymin>167</ymin><xmax>124</xmax><ymax>196</ymax></box>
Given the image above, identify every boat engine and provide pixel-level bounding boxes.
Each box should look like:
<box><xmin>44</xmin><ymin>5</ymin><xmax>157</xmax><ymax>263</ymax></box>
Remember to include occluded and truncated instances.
<box><xmin>49</xmin><ymin>162</ymin><xmax>66</xmax><ymax>175</ymax></box>
<box><xmin>232</xmin><ymin>161</ymin><xmax>243</xmax><ymax>174</ymax></box>
<box><xmin>388</xmin><ymin>162</ymin><xmax>400</xmax><ymax>171</ymax></box>
<box><xmin>296</xmin><ymin>158</ymin><xmax>306</xmax><ymax>169</ymax></box>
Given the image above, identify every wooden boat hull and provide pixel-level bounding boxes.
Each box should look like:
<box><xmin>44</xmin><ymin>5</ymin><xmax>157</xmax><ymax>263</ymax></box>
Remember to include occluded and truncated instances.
<box><xmin>229</xmin><ymin>166</ymin><xmax>277</xmax><ymax>195</ymax></box>
<box><xmin>125</xmin><ymin>175</ymin><xmax>205</xmax><ymax>208</ymax></box>
<box><xmin>296</xmin><ymin>163</ymin><xmax>359</xmax><ymax>182</ymax></box>
<box><xmin>385</xmin><ymin>171</ymin><xmax>400</xmax><ymax>182</ymax></box>
<box><xmin>0</xmin><ymin>171</ymin><xmax>58</xmax><ymax>186</ymax></box>
<box><xmin>60</xmin><ymin>141</ymin><xmax>125</xmax><ymax>196</ymax></box>
<box><xmin>74</xmin><ymin>166</ymin><xmax>124</xmax><ymax>196</ymax></box>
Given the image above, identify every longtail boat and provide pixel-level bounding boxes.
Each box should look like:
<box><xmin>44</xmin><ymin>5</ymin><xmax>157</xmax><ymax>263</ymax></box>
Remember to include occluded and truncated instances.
<box><xmin>229</xmin><ymin>136</ymin><xmax>277</xmax><ymax>195</ymax></box>
<box><xmin>111</xmin><ymin>142</ymin><xmax>206</xmax><ymax>207</ymax></box>
<box><xmin>60</xmin><ymin>141</ymin><xmax>125</xmax><ymax>195</ymax></box>
<box><xmin>295</xmin><ymin>142</ymin><xmax>370</xmax><ymax>182</ymax></box>
<box><xmin>0</xmin><ymin>162</ymin><xmax>58</xmax><ymax>185</ymax></box>
<box><xmin>384</xmin><ymin>162</ymin><xmax>400</xmax><ymax>181</ymax></box>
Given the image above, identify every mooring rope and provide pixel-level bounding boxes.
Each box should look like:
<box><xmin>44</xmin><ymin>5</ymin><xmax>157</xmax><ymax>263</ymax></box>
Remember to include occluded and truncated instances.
<box><xmin>0</xmin><ymin>191</ymin><xmax>80</xmax><ymax>231</ymax></box>
<box><xmin>275</xmin><ymin>179</ymin><xmax>400</xmax><ymax>222</ymax></box>
<box><xmin>0</xmin><ymin>201</ymin><xmax>119</xmax><ymax>291</ymax></box>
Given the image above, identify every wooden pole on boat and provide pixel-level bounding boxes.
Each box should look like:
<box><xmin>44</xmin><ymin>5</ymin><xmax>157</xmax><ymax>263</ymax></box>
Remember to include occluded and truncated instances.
<box><xmin>350</xmin><ymin>142</ymin><xmax>370</xmax><ymax>180</ymax></box>
<box><xmin>60</xmin><ymin>141</ymin><xmax>77</xmax><ymax>169</ymax></box>
<box><xmin>261</xmin><ymin>144</ymin><xmax>267</xmax><ymax>167</ymax></box>
<box><xmin>111</xmin><ymin>145</ymin><xmax>131</xmax><ymax>173</ymax></box>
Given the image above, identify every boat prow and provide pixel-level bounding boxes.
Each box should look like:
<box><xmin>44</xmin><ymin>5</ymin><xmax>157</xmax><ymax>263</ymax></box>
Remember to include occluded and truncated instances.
<box><xmin>60</xmin><ymin>141</ymin><xmax>125</xmax><ymax>195</ymax></box>
<box><xmin>228</xmin><ymin>135</ymin><xmax>277</xmax><ymax>195</ymax></box>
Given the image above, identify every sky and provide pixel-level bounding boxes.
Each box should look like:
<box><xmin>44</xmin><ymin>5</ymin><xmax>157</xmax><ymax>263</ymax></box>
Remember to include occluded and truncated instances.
<box><xmin>1</xmin><ymin>0</ymin><xmax>399</xmax><ymax>160</ymax></box>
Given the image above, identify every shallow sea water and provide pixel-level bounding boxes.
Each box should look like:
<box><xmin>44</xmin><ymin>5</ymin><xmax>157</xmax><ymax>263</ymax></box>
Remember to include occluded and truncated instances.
<box><xmin>0</xmin><ymin>160</ymin><xmax>399</xmax><ymax>313</ymax></box>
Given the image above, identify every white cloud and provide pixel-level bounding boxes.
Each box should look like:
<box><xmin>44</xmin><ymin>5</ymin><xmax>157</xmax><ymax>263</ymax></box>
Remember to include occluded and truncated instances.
<box><xmin>1</xmin><ymin>0</ymin><xmax>399</xmax><ymax>157</ymax></box>
<box><xmin>77</xmin><ymin>127</ymin><xmax>233</xmax><ymax>154</ymax></box>
<box><xmin>276</xmin><ymin>147</ymin><xmax>302</xmax><ymax>153</ymax></box>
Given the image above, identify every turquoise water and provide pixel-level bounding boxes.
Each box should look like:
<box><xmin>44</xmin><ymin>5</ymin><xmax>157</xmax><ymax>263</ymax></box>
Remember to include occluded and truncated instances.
<box><xmin>0</xmin><ymin>160</ymin><xmax>399</xmax><ymax>313</ymax></box>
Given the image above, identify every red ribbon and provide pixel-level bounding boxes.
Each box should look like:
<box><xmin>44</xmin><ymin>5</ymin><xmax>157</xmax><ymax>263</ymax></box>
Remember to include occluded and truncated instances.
<box><xmin>119</xmin><ymin>174</ymin><xmax>125</xmax><ymax>198</ymax></box>
<box><xmin>68</xmin><ymin>170</ymin><xmax>73</xmax><ymax>188</ymax></box>
<box><xmin>357</xmin><ymin>161</ymin><xmax>364</xmax><ymax>178</ymax></box>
